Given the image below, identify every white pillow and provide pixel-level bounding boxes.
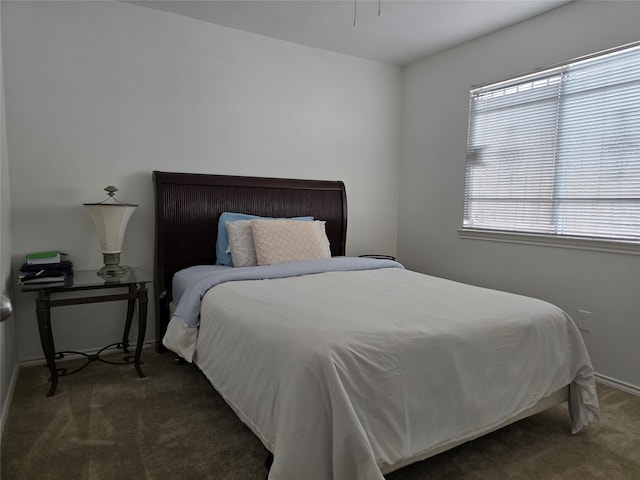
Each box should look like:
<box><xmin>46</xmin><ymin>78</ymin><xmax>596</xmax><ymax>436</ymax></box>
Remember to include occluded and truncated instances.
<box><xmin>225</xmin><ymin>220</ymin><xmax>258</xmax><ymax>267</ymax></box>
<box><xmin>251</xmin><ymin>219</ymin><xmax>331</xmax><ymax>266</ymax></box>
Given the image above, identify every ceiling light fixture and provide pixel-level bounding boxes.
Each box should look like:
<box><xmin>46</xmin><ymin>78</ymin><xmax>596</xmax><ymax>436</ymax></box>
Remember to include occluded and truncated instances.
<box><xmin>354</xmin><ymin>0</ymin><xmax>381</xmax><ymax>27</ymax></box>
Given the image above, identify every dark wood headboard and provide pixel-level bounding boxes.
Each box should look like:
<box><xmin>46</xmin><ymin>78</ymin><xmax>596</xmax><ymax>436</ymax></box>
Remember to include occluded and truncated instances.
<box><xmin>153</xmin><ymin>171</ymin><xmax>348</xmax><ymax>351</ymax></box>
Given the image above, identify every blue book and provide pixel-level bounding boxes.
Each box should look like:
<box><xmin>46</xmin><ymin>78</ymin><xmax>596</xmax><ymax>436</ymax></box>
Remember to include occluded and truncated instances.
<box><xmin>19</xmin><ymin>260</ymin><xmax>73</xmax><ymax>273</ymax></box>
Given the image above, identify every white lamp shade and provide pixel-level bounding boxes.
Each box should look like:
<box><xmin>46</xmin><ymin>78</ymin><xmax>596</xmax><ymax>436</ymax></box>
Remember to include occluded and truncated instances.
<box><xmin>85</xmin><ymin>204</ymin><xmax>137</xmax><ymax>254</ymax></box>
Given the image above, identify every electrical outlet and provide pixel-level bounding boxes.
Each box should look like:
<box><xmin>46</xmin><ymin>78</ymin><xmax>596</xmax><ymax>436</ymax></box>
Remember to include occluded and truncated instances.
<box><xmin>577</xmin><ymin>310</ymin><xmax>592</xmax><ymax>332</ymax></box>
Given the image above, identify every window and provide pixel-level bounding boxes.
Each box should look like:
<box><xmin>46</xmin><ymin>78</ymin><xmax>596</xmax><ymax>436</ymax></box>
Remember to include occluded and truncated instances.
<box><xmin>462</xmin><ymin>42</ymin><xmax>640</xmax><ymax>249</ymax></box>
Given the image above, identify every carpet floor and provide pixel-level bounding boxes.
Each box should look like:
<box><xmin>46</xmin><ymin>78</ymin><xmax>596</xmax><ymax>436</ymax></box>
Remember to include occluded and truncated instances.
<box><xmin>1</xmin><ymin>350</ymin><xmax>639</xmax><ymax>480</ymax></box>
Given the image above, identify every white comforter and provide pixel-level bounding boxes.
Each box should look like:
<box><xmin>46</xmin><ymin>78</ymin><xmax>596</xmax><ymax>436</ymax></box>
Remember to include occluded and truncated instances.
<box><xmin>179</xmin><ymin>267</ymin><xmax>599</xmax><ymax>480</ymax></box>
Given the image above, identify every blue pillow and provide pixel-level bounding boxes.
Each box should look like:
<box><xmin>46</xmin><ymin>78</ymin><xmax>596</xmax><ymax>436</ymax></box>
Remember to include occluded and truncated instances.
<box><xmin>215</xmin><ymin>212</ymin><xmax>314</xmax><ymax>266</ymax></box>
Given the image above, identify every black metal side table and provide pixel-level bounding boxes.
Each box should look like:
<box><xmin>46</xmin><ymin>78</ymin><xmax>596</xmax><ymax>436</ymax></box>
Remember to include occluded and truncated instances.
<box><xmin>22</xmin><ymin>268</ymin><xmax>151</xmax><ymax>397</ymax></box>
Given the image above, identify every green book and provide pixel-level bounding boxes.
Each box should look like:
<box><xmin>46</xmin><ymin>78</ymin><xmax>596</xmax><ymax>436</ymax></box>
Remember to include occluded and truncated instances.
<box><xmin>26</xmin><ymin>251</ymin><xmax>69</xmax><ymax>265</ymax></box>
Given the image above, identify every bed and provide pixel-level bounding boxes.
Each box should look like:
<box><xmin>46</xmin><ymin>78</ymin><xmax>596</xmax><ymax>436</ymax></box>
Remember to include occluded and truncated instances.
<box><xmin>153</xmin><ymin>170</ymin><xmax>600</xmax><ymax>480</ymax></box>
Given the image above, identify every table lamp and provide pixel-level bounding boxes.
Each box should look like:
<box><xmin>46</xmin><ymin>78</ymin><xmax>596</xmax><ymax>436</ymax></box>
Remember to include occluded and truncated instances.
<box><xmin>84</xmin><ymin>186</ymin><xmax>138</xmax><ymax>278</ymax></box>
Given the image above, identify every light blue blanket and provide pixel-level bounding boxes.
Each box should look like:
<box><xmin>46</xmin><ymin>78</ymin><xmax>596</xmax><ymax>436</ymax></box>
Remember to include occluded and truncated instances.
<box><xmin>173</xmin><ymin>257</ymin><xmax>404</xmax><ymax>328</ymax></box>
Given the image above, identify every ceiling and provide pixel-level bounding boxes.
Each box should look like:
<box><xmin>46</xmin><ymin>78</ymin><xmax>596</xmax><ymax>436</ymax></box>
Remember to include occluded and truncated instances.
<box><xmin>129</xmin><ymin>0</ymin><xmax>571</xmax><ymax>66</ymax></box>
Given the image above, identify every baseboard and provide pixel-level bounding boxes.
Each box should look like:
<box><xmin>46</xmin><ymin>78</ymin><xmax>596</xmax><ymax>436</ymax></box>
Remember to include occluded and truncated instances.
<box><xmin>595</xmin><ymin>373</ymin><xmax>640</xmax><ymax>396</ymax></box>
<box><xmin>0</xmin><ymin>362</ymin><xmax>20</xmax><ymax>438</ymax></box>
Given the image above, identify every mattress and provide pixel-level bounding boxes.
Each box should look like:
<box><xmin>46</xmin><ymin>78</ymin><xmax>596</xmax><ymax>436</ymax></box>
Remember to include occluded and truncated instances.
<box><xmin>164</xmin><ymin>262</ymin><xmax>600</xmax><ymax>480</ymax></box>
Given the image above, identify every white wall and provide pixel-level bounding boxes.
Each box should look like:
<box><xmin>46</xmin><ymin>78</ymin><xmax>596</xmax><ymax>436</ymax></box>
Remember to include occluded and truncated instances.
<box><xmin>0</xmin><ymin>3</ymin><xmax>19</xmax><ymax>432</ymax></box>
<box><xmin>2</xmin><ymin>1</ymin><xmax>401</xmax><ymax>362</ymax></box>
<box><xmin>400</xmin><ymin>0</ymin><xmax>640</xmax><ymax>391</ymax></box>
<box><xmin>5</xmin><ymin>0</ymin><xmax>637</xmax><ymax>398</ymax></box>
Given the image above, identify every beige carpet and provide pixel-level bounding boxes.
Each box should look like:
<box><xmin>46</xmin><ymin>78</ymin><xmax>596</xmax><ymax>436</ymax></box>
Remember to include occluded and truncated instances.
<box><xmin>2</xmin><ymin>351</ymin><xmax>639</xmax><ymax>480</ymax></box>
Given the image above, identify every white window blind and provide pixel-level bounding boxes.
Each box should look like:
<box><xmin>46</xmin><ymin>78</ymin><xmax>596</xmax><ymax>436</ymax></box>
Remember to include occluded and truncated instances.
<box><xmin>463</xmin><ymin>42</ymin><xmax>640</xmax><ymax>244</ymax></box>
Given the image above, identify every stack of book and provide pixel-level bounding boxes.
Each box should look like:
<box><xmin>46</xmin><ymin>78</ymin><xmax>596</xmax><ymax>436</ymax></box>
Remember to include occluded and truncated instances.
<box><xmin>18</xmin><ymin>251</ymin><xmax>74</xmax><ymax>288</ymax></box>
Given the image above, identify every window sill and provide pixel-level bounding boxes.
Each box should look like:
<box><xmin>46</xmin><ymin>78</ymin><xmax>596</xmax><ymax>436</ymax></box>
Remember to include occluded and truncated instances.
<box><xmin>457</xmin><ymin>228</ymin><xmax>640</xmax><ymax>256</ymax></box>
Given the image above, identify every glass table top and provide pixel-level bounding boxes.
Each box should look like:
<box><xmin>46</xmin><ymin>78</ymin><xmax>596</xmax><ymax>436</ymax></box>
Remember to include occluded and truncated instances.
<box><xmin>21</xmin><ymin>267</ymin><xmax>151</xmax><ymax>292</ymax></box>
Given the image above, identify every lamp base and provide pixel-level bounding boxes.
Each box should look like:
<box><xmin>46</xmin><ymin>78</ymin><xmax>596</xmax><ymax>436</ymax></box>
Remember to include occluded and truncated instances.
<box><xmin>97</xmin><ymin>253</ymin><xmax>130</xmax><ymax>279</ymax></box>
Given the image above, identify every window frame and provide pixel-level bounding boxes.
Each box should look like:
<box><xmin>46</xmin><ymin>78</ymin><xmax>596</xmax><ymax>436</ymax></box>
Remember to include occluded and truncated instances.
<box><xmin>459</xmin><ymin>41</ymin><xmax>640</xmax><ymax>255</ymax></box>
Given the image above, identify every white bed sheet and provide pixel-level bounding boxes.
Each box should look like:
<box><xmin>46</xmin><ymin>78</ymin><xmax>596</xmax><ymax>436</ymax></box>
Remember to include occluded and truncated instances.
<box><xmin>186</xmin><ymin>268</ymin><xmax>599</xmax><ymax>480</ymax></box>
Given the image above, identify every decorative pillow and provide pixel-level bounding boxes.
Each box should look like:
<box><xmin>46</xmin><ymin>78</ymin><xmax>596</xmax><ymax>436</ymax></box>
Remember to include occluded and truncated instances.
<box><xmin>225</xmin><ymin>220</ymin><xmax>258</xmax><ymax>267</ymax></box>
<box><xmin>215</xmin><ymin>212</ymin><xmax>314</xmax><ymax>266</ymax></box>
<box><xmin>251</xmin><ymin>219</ymin><xmax>331</xmax><ymax>266</ymax></box>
